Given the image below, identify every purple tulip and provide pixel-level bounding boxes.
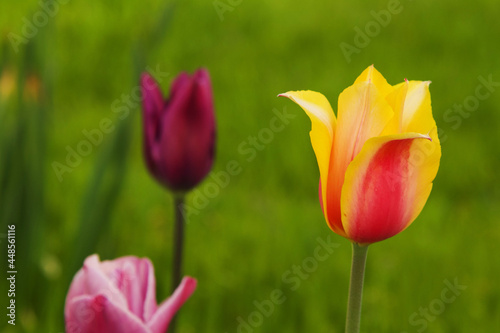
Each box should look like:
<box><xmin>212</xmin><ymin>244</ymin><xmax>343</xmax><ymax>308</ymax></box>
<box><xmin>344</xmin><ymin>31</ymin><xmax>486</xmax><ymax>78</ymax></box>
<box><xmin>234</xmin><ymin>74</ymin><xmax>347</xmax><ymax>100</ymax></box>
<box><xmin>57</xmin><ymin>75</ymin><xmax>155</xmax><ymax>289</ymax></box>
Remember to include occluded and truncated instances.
<box><xmin>65</xmin><ymin>255</ymin><xmax>197</xmax><ymax>333</ymax></box>
<box><xmin>141</xmin><ymin>69</ymin><xmax>216</xmax><ymax>192</ymax></box>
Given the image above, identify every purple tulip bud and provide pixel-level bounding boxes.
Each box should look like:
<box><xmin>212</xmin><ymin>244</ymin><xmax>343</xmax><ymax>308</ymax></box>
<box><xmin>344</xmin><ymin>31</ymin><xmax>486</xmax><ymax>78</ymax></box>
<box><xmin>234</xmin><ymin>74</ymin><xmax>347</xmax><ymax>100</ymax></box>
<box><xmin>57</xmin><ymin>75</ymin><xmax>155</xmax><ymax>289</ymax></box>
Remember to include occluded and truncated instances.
<box><xmin>141</xmin><ymin>69</ymin><xmax>216</xmax><ymax>192</ymax></box>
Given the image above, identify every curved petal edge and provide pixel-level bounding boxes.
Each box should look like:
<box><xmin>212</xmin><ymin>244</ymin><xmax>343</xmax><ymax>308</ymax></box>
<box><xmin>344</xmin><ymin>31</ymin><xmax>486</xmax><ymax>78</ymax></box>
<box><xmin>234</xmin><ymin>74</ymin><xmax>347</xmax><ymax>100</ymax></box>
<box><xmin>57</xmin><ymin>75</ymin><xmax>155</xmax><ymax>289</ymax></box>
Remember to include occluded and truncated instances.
<box><xmin>341</xmin><ymin>132</ymin><xmax>440</xmax><ymax>244</ymax></box>
<box><xmin>279</xmin><ymin>90</ymin><xmax>336</xmax><ymax>219</ymax></box>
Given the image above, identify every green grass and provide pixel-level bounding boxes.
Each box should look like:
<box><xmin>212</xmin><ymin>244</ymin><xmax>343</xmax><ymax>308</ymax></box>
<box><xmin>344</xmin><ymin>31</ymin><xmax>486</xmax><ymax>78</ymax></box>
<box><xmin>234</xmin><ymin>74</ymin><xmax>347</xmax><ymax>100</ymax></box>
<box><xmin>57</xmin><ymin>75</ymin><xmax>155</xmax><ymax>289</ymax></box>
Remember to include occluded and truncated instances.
<box><xmin>1</xmin><ymin>0</ymin><xmax>500</xmax><ymax>332</ymax></box>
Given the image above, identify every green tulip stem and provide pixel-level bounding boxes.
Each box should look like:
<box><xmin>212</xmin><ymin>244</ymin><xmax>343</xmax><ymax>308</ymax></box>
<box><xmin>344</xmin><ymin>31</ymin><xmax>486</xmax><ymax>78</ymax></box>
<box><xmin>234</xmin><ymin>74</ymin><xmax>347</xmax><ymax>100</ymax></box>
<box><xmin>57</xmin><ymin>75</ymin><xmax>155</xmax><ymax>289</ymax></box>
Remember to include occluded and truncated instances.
<box><xmin>345</xmin><ymin>242</ymin><xmax>369</xmax><ymax>333</ymax></box>
<box><xmin>169</xmin><ymin>194</ymin><xmax>186</xmax><ymax>333</ymax></box>
<box><xmin>172</xmin><ymin>195</ymin><xmax>185</xmax><ymax>293</ymax></box>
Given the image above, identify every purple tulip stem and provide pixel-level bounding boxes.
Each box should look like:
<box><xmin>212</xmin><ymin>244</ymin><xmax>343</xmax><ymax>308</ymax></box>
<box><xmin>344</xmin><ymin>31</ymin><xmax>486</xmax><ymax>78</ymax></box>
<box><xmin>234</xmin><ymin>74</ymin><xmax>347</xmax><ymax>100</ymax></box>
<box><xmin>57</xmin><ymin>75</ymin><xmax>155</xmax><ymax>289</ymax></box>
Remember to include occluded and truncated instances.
<box><xmin>170</xmin><ymin>194</ymin><xmax>186</xmax><ymax>332</ymax></box>
<box><xmin>345</xmin><ymin>243</ymin><xmax>369</xmax><ymax>333</ymax></box>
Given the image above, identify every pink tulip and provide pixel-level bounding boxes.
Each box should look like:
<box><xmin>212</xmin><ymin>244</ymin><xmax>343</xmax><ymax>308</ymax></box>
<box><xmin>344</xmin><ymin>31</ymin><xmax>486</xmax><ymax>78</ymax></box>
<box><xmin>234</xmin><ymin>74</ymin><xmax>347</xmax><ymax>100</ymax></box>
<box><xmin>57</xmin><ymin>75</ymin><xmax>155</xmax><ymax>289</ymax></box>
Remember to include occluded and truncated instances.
<box><xmin>65</xmin><ymin>254</ymin><xmax>196</xmax><ymax>333</ymax></box>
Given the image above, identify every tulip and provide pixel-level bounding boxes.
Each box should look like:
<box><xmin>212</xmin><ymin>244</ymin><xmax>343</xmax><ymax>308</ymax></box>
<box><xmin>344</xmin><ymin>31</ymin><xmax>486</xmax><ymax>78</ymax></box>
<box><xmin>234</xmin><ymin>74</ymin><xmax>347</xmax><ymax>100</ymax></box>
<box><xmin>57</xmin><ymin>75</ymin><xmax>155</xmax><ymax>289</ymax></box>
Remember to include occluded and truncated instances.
<box><xmin>65</xmin><ymin>254</ymin><xmax>197</xmax><ymax>333</ymax></box>
<box><xmin>280</xmin><ymin>65</ymin><xmax>441</xmax><ymax>333</ymax></box>
<box><xmin>141</xmin><ymin>68</ymin><xmax>216</xmax><ymax>192</ymax></box>
<box><xmin>141</xmin><ymin>69</ymin><xmax>215</xmax><ymax>305</ymax></box>
<box><xmin>279</xmin><ymin>65</ymin><xmax>441</xmax><ymax>244</ymax></box>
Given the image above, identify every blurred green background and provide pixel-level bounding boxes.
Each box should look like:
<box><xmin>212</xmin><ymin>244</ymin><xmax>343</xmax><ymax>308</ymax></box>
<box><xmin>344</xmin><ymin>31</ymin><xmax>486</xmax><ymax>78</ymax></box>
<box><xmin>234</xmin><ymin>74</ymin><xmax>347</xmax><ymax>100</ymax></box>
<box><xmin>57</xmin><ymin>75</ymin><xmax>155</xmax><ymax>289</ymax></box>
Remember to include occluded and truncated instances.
<box><xmin>1</xmin><ymin>0</ymin><xmax>499</xmax><ymax>332</ymax></box>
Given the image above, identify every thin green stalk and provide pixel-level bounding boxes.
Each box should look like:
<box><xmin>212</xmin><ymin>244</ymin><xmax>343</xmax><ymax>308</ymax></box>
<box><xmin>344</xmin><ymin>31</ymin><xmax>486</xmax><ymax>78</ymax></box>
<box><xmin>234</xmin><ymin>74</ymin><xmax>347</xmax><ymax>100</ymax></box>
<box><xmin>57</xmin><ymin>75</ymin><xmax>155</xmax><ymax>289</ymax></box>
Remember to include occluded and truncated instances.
<box><xmin>345</xmin><ymin>243</ymin><xmax>369</xmax><ymax>333</ymax></box>
<box><xmin>169</xmin><ymin>194</ymin><xmax>185</xmax><ymax>333</ymax></box>
<box><xmin>172</xmin><ymin>195</ymin><xmax>185</xmax><ymax>292</ymax></box>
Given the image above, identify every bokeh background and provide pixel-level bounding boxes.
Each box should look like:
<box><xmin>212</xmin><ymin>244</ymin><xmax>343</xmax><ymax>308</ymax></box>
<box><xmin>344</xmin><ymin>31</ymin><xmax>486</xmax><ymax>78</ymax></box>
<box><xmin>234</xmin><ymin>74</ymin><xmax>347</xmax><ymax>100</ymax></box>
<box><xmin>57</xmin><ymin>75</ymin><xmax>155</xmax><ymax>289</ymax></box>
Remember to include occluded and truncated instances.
<box><xmin>1</xmin><ymin>0</ymin><xmax>499</xmax><ymax>332</ymax></box>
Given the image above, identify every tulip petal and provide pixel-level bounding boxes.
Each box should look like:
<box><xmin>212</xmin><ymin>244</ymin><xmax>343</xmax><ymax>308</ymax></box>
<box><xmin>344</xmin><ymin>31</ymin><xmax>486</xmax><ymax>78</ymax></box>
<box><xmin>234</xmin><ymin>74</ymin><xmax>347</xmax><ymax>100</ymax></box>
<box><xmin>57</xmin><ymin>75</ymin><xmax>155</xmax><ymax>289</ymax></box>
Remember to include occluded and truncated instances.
<box><xmin>382</xmin><ymin>80</ymin><xmax>408</xmax><ymax>135</ymax></box>
<box><xmin>100</xmin><ymin>257</ymin><xmax>158</xmax><ymax>322</ymax></box>
<box><xmin>80</xmin><ymin>255</ymin><xmax>129</xmax><ymax>308</ymax></box>
<box><xmin>65</xmin><ymin>268</ymin><xmax>89</xmax><ymax>309</ymax></box>
<box><xmin>147</xmin><ymin>277</ymin><xmax>197</xmax><ymax>333</ymax></box>
<box><xmin>398</xmin><ymin>81</ymin><xmax>441</xmax><ymax>166</ymax></box>
<box><xmin>169</xmin><ymin>72</ymin><xmax>190</xmax><ymax>99</ymax></box>
<box><xmin>159</xmin><ymin>69</ymin><xmax>215</xmax><ymax>190</ymax></box>
<box><xmin>141</xmin><ymin>73</ymin><xmax>165</xmax><ymax>176</ymax></box>
<box><xmin>398</xmin><ymin>80</ymin><xmax>435</xmax><ymax>135</ymax></box>
<box><xmin>340</xmin><ymin>132</ymin><xmax>441</xmax><ymax>244</ymax></box>
<box><xmin>141</xmin><ymin>73</ymin><xmax>164</xmax><ymax>122</ymax></box>
<box><xmin>354</xmin><ymin>65</ymin><xmax>393</xmax><ymax>97</ymax></box>
<box><xmin>65</xmin><ymin>294</ymin><xmax>149</xmax><ymax>333</ymax></box>
<box><xmin>335</xmin><ymin>75</ymin><xmax>394</xmax><ymax>163</ymax></box>
<box><xmin>278</xmin><ymin>91</ymin><xmax>336</xmax><ymax>217</ymax></box>
<box><xmin>326</xmin><ymin>74</ymin><xmax>394</xmax><ymax>236</ymax></box>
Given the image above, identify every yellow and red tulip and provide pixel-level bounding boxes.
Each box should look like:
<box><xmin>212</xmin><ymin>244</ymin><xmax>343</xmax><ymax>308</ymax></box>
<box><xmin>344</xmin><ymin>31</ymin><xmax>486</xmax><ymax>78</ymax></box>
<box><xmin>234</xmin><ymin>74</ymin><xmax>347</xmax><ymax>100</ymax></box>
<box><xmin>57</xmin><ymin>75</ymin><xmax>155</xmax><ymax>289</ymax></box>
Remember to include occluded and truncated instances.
<box><xmin>279</xmin><ymin>66</ymin><xmax>441</xmax><ymax>244</ymax></box>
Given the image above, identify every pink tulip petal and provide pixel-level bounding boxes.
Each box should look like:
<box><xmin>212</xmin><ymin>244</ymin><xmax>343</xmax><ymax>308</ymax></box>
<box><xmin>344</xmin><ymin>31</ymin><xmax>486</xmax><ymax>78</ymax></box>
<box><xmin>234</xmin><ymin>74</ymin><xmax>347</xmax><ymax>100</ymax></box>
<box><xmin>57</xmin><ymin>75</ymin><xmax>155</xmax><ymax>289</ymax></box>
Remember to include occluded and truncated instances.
<box><xmin>82</xmin><ymin>255</ymin><xmax>129</xmax><ymax>308</ymax></box>
<box><xmin>141</xmin><ymin>260</ymin><xmax>158</xmax><ymax>322</ymax></box>
<box><xmin>65</xmin><ymin>294</ymin><xmax>149</xmax><ymax>333</ymax></box>
<box><xmin>100</xmin><ymin>257</ymin><xmax>157</xmax><ymax>322</ymax></box>
<box><xmin>147</xmin><ymin>277</ymin><xmax>197</xmax><ymax>333</ymax></box>
<box><xmin>65</xmin><ymin>268</ymin><xmax>88</xmax><ymax>311</ymax></box>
